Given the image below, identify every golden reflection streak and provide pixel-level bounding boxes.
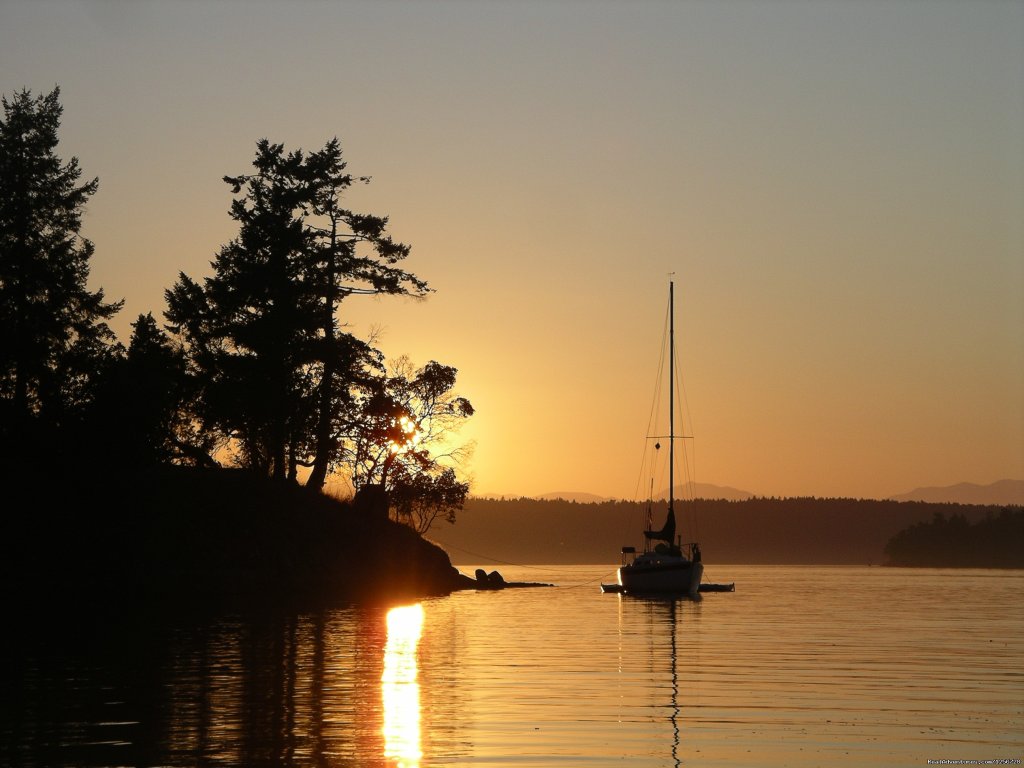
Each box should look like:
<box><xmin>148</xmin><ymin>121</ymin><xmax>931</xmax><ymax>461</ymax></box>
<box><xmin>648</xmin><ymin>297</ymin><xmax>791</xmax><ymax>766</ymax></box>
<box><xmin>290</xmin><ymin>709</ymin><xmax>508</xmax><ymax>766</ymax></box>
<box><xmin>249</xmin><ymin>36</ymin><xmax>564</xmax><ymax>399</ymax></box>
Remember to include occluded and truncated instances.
<box><xmin>382</xmin><ymin>604</ymin><xmax>424</xmax><ymax>768</ymax></box>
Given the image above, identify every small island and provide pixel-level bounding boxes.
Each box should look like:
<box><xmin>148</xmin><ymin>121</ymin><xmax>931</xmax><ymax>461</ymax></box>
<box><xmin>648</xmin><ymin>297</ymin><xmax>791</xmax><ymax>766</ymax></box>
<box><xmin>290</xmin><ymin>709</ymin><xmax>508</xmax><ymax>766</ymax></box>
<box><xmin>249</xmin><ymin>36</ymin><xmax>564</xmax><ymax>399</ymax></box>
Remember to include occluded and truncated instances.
<box><xmin>883</xmin><ymin>509</ymin><xmax>1024</xmax><ymax>569</ymax></box>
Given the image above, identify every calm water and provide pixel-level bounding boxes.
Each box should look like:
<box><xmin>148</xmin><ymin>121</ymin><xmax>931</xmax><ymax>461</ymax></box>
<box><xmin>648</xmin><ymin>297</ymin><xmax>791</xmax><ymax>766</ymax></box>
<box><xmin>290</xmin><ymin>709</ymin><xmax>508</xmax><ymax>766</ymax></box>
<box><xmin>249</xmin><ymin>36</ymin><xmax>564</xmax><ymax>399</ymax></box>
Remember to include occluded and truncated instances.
<box><xmin>2</xmin><ymin>566</ymin><xmax>1022</xmax><ymax>767</ymax></box>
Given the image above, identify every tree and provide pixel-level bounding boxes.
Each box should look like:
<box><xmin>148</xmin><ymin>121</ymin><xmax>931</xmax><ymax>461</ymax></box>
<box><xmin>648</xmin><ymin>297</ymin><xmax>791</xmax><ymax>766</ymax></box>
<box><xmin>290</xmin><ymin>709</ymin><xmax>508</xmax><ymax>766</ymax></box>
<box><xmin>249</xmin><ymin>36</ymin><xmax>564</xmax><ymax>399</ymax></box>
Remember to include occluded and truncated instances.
<box><xmin>288</xmin><ymin>138</ymin><xmax>428</xmax><ymax>489</ymax></box>
<box><xmin>89</xmin><ymin>313</ymin><xmax>209</xmax><ymax>467</ymax></box>
<box><xmin>0</xmin><ymin>87</ymin><xmax>122</xmax><ymax>450</ymax></box>
<box><xmin>166</xmin><ymin>141</ymin><xmax>314</xmax><ymax>479</ymax></box>
<box><xmin>390</xmin><ymin>467</ymin><xmax>470</xmax><ymax>534</ymax></box>
<box><xmin>352</xmin><ymin>357</ymin><xmax>474</xmax><ymax>532</ymax></box>
<box><xmin>166</xmin><ymin>138</ymin><xmax>428</xmax><ymax>485</ymax></box>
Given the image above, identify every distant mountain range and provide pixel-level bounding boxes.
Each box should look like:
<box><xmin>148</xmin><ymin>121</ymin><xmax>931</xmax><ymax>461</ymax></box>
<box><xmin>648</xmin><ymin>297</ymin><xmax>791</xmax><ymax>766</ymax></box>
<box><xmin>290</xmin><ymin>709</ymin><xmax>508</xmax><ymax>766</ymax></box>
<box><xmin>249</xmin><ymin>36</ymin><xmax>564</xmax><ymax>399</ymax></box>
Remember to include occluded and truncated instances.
<box><xmin>534</xmin><ymin>482</ymin><xmax>753</xmax><ymax>503</ymax></box>
<box><xmin>529</xmin><ymin>480</ymin><xmax>1024</xmax><ymax>505</ymax></box>
<box><xmin>660</xmin><ymin>482</ymin><xmax>755</xmax><ymax>501</ymax></box>
<box><xmin>888</xmin><ymin>479</ymin><xmax>1024</xmax><ymax>506</ymax></box>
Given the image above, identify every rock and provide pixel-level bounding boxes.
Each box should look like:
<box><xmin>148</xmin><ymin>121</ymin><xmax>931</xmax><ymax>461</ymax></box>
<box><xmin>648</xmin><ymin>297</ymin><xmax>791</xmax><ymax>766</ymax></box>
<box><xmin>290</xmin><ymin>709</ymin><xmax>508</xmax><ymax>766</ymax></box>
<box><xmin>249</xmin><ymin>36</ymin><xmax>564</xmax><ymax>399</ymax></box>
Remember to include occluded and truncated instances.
<box><xmin>471</xmin><ymin>568</ymin><xmax>506</xmax><ymax>588</ymax></box>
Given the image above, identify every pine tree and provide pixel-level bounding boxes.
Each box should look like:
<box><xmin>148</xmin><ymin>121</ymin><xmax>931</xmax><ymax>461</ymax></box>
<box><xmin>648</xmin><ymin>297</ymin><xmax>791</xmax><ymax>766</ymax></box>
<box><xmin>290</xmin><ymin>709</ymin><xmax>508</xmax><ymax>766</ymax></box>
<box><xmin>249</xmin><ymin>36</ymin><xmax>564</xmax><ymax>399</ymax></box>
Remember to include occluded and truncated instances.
<box><xmin>167</xmin><ymin>138</ymin><xmax>429</xmax><ymax>486</ymax></box>
<box><xmin>0</xmin><ymin>87</ymin><xmax>122</xmax><ymax>452</ymax></box>
<box><xmin>299</xmin><ymin>138</ymin><xmax>428</xmax><ymax>489</ymax></box>
<box><xmin>167</xmin><ymin>141</ymin><xmax>314</xmax><ymax>480</ymax></box>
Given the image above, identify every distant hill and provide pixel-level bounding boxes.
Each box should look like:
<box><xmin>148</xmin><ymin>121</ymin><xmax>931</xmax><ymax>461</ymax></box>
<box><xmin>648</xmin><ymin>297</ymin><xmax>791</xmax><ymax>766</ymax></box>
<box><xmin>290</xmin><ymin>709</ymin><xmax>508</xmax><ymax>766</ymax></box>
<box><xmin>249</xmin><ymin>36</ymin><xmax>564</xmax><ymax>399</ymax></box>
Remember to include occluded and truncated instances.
<box><xmin>888</xmin><ymin>479</ymin><xmax>1024</xmax><ymax>506</ymax></box>
<box><xmin>533</xmin><ymin>483</ymin><xmax>753</xmax><ymax>504</ymax></box>
<box><xmin>657</xmin><ymin>482</ymin><xmax>754</xmax><ymax>501</ymax></box>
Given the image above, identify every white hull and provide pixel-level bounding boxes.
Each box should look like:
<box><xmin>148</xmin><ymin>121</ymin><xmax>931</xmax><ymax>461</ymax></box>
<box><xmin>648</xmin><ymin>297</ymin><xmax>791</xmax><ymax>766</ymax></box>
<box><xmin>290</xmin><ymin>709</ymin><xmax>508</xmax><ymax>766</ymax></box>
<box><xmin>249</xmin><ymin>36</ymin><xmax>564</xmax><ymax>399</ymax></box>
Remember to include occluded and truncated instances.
<box><xmin>618</xmin><ymin>557</ymin><xmax>703</xmax><ymax>597</ymax></box>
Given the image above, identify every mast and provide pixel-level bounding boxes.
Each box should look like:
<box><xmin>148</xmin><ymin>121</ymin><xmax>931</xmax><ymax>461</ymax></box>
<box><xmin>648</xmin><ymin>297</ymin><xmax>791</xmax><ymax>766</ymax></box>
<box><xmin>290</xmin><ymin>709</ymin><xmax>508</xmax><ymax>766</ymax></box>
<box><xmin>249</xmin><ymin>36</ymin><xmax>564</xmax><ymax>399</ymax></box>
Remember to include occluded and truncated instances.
<box><xmin>640</xmin><ymin>278</ymin><xmax>679</xmax><ymax>552</ymax></box>
<box><xmin>669</xmin><ymin>279</ymin><xmax>674</xmax><ymax>522</ymax></box>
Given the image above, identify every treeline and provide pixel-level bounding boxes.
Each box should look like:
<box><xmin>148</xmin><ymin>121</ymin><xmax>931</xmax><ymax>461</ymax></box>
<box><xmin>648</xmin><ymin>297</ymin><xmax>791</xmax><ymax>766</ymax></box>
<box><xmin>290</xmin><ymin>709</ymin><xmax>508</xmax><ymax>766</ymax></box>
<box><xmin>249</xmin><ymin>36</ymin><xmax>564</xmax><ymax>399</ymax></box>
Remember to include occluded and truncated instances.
<box><xmin>884</xmin><ymin>508</ymin><xmax>1024</xmax><ymax>568</ymax></box>
<box><xmin>427</xmin><ymin>496</ymin><xmax>1021</xmax><ymax>566</ymax></box>
<box><xmin>0</xmin><ymin>87</ymin><xmax>471</xmax><ymax>534</ymax></box>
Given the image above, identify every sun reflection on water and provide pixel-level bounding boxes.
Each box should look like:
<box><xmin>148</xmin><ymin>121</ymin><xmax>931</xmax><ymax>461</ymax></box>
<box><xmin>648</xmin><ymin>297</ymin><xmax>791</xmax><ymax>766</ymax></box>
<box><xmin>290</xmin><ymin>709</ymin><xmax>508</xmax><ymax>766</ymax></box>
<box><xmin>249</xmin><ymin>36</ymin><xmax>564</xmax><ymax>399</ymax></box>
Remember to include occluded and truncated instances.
<box><xmin>382</xmin><ymin>603</ymin><xmax>424</xmax><ymax>768</ymax></box>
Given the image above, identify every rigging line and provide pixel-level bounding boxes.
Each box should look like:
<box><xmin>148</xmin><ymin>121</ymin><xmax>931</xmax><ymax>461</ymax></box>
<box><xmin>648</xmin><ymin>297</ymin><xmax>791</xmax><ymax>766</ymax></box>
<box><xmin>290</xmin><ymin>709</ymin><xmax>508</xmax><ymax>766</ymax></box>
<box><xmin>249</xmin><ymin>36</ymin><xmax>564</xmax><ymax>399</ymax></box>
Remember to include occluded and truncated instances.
<box><xmin>671</xmin><ymin>303</ymin><xmax>702</xmax><ymax>544</ymax></box>
<box><xmin>631</xmin><ymin>298</ymin><xmax>672</xmax><ymax>539</ymax></box>
<box><xmin>674</xmin><ymin>342</ymin><xmax>695</xmax><ymax>463</ymax></box>
<box><xmin>633</xmin><ymin>301</ymin><xmax>669</xmax><ymax>501</ymax></box>
<box><xmin>546</xmin><ymin>570</ymin><xmax>620</xmax><ymax>590</ymax></box>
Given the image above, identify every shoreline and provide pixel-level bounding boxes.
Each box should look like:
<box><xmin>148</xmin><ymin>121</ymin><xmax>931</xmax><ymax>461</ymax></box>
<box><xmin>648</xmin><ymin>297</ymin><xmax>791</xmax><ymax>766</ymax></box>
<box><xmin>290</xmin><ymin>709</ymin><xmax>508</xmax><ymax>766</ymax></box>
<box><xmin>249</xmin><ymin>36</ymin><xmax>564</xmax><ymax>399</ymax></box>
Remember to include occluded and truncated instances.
<box><xmin>1</xmin><ymin>464</ymin><xmax>526</xmax><ymax>611</ymax></box>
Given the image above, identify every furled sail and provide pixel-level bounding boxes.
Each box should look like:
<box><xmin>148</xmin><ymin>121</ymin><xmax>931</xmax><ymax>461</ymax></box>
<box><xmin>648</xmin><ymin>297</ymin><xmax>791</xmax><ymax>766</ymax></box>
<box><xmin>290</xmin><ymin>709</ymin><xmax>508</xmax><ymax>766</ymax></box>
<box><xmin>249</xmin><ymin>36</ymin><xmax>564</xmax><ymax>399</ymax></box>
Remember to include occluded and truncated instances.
<box><xmin>643</xmin><ymin>507</ymin><xmax>676</xmax><ymax>544</ymax></box>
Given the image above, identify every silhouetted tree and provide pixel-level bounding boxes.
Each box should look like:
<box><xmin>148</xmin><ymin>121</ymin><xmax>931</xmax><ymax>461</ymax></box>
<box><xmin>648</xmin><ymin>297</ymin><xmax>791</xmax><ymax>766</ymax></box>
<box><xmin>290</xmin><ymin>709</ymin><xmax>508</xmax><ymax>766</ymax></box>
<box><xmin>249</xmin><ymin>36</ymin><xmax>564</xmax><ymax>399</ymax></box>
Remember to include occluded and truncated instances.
<box><xmin>89</xmin><ymin>313</ymin><xmax>210</xmax><ymax>467</ymax></box>
<box><xmin>390</xmin><ymin>467</ymin><xmax>469</xmax><ymax>534</ymax></box>
<box><xmin>298</xmin><ymin>139</ymin><xmax>428</xmax><ymax>490</ymax></box>
<box><xmin>0</xmin><ymin>87</ymin><xmax>122</xmax><ymax>453</ymax></box>
<box><xmin>352</xmin><ymin>356</ymin><xmax>474</xmax><ymax>531</ymax></box>
<box><xmin>166</xmin><ymin>138</ymin><xmax>428</xmax><ymax>486</ymax></box>
<box><xmin>166</xmin><ymin>142</ymin><xmax>314</xmax><ymax>479</ymax></box>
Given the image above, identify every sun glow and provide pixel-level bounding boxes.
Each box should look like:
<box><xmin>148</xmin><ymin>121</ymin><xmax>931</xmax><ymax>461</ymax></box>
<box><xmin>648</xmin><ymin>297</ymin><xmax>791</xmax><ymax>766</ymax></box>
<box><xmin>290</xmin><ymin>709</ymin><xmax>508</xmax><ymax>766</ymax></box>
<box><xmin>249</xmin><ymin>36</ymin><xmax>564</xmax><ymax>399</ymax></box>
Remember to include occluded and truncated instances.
<box><xmin>382</xmin><ymin>603</ymin><xmax>424</xmax><ymax>767</ymax></box>
<box><xmin>389</xmin><ymin>416</ymin><xmax>423</xmax><ymax>455</ymax></box>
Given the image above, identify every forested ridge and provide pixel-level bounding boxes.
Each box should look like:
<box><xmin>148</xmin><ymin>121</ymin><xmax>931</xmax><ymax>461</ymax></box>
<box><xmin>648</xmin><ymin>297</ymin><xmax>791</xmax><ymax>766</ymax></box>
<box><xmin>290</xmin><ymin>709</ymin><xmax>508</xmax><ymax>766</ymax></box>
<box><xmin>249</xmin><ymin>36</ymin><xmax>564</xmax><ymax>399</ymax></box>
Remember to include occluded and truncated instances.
<box><xmin>428</xmin><ymin>496</ymin><xmax>1023</xmax><ymax>567</ymax></box>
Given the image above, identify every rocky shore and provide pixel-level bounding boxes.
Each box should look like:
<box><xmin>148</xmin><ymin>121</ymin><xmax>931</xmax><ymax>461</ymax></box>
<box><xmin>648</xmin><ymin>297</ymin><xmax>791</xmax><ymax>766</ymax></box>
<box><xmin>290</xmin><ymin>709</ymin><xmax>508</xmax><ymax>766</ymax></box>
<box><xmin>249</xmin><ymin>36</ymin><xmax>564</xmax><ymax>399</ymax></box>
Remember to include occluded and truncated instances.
<box><xmin>0</xmin><ymin>464</ymin><xmax>548</xmax><ymax>611</ymax></box>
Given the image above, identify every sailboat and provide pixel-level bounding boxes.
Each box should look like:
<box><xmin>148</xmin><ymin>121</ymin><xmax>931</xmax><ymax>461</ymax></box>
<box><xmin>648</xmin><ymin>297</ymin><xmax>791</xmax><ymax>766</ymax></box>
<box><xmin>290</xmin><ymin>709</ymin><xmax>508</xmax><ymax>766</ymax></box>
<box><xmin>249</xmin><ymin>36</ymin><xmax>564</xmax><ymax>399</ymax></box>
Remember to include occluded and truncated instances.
<box><xmin>603</xmin><ymin>279</ymin><xmax>704</xmax><ymax>598</ymax></box>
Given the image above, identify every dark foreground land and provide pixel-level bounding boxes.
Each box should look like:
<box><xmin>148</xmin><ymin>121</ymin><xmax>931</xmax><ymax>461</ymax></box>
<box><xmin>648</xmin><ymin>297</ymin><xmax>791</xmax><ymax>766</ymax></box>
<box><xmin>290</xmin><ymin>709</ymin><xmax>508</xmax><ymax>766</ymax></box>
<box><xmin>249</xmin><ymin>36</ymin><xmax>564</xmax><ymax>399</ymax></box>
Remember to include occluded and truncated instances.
<box><xmin>0</xmin><ymin>464</ymin><xmax>486</xmax><ymax>610</ymax></box>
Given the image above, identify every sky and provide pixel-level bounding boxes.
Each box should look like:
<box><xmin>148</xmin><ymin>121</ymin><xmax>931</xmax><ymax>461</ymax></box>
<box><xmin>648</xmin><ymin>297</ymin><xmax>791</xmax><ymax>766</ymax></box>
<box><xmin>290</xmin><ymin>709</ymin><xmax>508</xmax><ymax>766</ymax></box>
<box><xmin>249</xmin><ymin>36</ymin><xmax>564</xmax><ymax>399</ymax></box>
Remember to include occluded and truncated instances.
<box><xmin>2</xmin><ymin>0</ymin><xmax>1021</xmax><ymax>500</ymax></box>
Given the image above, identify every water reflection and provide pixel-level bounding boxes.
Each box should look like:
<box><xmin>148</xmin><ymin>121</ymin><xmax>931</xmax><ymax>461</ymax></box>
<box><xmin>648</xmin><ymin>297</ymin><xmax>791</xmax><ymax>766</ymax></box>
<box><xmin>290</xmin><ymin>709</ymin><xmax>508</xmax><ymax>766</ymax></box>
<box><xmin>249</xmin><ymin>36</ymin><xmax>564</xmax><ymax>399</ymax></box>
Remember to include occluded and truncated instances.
<box><xmin>616</xmin><ymin>596</ymin><xmax>696</xmax><ymax>767</ymax></box>
<box><xmin>666</xmin><ymin>600</ymin><xmax>681</xmax><ymax>768</ymax></box>
<box><xmin>382</xmin><ymin>604</ymin><xmax>424</xmax><ymax>768</ymax></box>
<box><xmin>4</xmin><ymin>567</ymin><xmax>1021</xmax><ymax>767</ymax></box>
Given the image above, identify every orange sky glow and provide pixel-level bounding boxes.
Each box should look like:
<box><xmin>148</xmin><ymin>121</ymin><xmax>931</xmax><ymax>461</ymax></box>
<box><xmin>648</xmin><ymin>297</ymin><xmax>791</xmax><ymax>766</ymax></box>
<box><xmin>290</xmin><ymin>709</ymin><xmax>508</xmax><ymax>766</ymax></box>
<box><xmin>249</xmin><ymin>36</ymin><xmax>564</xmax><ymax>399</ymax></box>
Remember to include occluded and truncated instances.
<box><xmin>2</xmin><ymin>0</ymin><xmax>1021</xmax><ymax>500</ymax></box>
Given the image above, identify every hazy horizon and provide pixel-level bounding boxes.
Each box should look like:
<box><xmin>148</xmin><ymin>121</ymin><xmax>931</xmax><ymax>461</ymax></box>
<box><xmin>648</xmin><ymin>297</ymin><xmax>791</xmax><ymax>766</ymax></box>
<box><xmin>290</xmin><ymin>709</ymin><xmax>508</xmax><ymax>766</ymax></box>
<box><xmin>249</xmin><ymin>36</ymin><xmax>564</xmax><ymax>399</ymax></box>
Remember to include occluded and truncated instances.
<box><xmin>3</xmin><ymin>0</ymin><xmax>1021</xmax><ymax>500</ymax></box>
<box><xmin>473</xmin><ymin>477</ymin><xmax>1024</xmax><ymax>503</ymax></box>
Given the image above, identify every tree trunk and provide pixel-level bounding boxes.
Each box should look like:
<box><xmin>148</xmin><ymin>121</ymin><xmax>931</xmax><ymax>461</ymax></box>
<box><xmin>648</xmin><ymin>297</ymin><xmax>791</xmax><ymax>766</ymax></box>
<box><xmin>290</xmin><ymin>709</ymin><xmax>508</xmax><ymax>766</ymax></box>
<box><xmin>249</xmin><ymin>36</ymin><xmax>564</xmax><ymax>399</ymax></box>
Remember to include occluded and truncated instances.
<box><xmin>306</xmin><ymin>367</ymin><xmax>333</xmax><ymax>491</ymax></box>
<box><xmin>306</xmin><ymin>214</ymin><xmax>338</xmax><ymax>491</ymax></box>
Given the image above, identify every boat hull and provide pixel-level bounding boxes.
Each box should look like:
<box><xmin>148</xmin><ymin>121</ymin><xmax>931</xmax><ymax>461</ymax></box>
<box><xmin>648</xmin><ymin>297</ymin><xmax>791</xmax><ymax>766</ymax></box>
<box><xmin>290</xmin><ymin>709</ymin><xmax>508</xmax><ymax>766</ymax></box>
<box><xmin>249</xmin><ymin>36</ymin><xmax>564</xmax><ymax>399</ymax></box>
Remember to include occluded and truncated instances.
<box><xmin>618</xmin><ymin>559</ymin><xmax>703</xmax><ymax>597</ymax></box>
